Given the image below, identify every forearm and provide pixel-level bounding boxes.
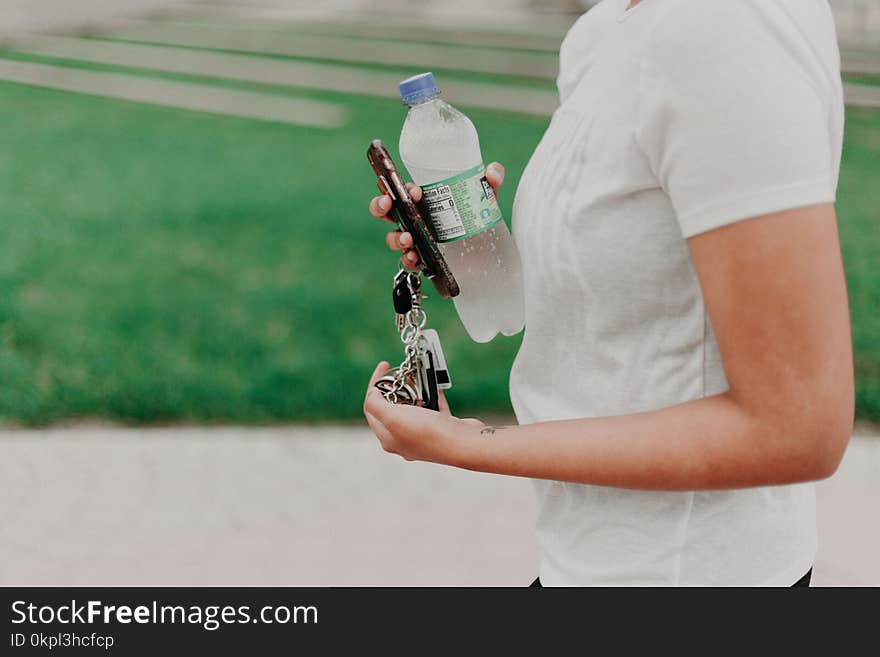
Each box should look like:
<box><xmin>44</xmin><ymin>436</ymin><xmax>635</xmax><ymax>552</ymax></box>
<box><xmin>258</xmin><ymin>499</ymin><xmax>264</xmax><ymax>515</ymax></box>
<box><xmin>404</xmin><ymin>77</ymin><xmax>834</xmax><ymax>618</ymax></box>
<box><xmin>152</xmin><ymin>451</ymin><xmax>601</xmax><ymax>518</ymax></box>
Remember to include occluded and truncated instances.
<box><xmin>452</xmin><ymin>393</ymin><xmax>836</xmax><ymax>491</ymax></box>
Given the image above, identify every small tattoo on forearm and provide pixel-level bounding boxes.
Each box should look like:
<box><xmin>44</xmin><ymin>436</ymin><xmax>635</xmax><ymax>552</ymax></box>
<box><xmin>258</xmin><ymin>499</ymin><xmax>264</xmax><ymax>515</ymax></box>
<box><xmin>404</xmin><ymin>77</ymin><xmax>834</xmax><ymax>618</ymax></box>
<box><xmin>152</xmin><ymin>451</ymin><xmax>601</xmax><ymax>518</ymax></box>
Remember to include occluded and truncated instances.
<box><xmin>480</xmin><ymin>425</ymin><xmax>508</xmax><ymax>436</ymax></box>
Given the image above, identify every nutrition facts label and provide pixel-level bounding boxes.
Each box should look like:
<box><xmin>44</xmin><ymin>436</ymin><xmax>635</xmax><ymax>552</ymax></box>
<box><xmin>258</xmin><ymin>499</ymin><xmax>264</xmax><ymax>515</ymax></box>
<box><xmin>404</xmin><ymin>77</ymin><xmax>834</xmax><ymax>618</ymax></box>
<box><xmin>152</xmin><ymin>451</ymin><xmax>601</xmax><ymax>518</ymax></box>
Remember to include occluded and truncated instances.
<box><xmin>422</xmin><ymin>183</ymin><xmax>466</xmax><ymax>241</ymax></box>
<box><xmin>420</xmin><ymin>164</ymin><xmax>503</xmax><ymax>243</ymax></box>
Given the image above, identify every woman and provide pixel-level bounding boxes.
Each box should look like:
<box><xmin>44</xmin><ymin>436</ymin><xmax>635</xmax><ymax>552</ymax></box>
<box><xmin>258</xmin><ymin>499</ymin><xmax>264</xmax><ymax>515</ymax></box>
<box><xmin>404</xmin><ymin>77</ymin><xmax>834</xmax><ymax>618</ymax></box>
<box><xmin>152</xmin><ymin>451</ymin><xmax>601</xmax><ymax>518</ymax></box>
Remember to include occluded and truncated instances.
<box><xmin>364</xmin><ymin>0</ymin><xmax>853</xmax><ymax>586</ymax></box>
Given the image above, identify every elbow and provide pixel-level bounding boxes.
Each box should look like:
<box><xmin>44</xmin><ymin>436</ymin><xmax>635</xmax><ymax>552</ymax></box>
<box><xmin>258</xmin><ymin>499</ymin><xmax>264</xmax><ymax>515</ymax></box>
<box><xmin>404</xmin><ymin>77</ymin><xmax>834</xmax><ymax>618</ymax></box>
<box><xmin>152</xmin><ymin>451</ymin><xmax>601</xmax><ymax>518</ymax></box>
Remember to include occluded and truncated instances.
<box><xmin>808</xmin><ymin>405</ymin><xmax>853</xmax><ymax>481</ymax></box>
<box><xmin>782</xmin><ymin>384</ymin><xmax>854</xmax><ymax>483</ymax></box>
<box><xmin>743</xmin><ymin>378</ymin><xmax>854</xmax><ymax>485</ymax></box>
<box><xmin>800</xmin><ymin>429</ymin><xmax>849</xmax><ymax>482</ymax></box>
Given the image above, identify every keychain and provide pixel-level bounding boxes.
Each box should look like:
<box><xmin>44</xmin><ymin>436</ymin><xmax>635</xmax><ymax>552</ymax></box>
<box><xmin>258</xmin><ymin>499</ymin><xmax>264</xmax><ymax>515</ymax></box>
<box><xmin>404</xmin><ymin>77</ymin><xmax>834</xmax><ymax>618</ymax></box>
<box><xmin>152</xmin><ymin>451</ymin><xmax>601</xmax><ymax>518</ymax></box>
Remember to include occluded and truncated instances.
<box><xmin>374</xmin><ymin>267</ymin><xmax>451</xmax><ymax>412</ymax></box>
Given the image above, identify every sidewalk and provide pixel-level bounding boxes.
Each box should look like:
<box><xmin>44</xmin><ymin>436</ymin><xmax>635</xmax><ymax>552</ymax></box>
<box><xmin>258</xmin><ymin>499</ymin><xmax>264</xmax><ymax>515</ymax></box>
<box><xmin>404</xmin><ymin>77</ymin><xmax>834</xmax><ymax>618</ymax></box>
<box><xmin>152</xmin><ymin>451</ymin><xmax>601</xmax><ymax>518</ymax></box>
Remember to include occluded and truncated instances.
<box><xmin>0</xmin><ymin>424</ymin><xmax>876</xmax><ymax>586</ymax></box>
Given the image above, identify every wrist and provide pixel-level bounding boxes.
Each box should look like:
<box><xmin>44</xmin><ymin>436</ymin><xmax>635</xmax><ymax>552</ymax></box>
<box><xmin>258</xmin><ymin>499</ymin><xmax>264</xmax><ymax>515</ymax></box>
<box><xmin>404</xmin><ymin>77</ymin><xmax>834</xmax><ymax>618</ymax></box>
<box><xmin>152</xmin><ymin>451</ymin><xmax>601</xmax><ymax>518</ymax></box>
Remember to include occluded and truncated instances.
<box><xmin>443</xmin><ymin>418</ymin><xmax>519</xmax><ymax>472</ymax></box>
<box><xmin>439</xmin><ymin>417</ymin><xmax>492</xmax><ymax>470</ymax></box>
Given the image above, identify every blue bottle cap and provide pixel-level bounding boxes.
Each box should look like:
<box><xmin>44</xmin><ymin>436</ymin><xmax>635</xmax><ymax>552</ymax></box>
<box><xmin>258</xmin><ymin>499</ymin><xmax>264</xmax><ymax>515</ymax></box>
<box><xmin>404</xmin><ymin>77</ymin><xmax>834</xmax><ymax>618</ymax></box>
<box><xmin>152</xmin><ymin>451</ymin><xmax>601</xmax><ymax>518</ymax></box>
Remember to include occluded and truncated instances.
<box><xmin>399</xmin><ymin>72</ymin><xmax>440</xmax><ymax>105</ymax></box>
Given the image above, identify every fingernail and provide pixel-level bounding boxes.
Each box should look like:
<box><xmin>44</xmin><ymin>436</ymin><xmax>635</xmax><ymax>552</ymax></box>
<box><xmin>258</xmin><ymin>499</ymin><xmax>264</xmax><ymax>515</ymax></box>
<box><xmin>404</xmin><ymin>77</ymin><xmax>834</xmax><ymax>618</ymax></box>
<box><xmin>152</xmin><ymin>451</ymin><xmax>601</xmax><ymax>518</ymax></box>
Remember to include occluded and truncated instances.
<box><xmin>380</xmin><ymin>197</ymin><xmax>390</xmax><ymax>210</ymax></box>
<box><xmin>399</xmin><ymin>235</ymin><xmax>406</xmax><ymax>247</ymax></box>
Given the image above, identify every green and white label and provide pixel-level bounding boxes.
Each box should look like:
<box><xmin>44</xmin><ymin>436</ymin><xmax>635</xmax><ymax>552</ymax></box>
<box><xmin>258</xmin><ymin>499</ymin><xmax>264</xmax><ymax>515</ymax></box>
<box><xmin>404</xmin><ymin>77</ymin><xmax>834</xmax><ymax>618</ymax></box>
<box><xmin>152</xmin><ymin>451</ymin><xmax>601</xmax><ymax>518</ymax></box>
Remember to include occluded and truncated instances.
<box><xmin>420</xmin><ymin>164</ymin><xmax>503</xmax><ymax>242</ymax></box>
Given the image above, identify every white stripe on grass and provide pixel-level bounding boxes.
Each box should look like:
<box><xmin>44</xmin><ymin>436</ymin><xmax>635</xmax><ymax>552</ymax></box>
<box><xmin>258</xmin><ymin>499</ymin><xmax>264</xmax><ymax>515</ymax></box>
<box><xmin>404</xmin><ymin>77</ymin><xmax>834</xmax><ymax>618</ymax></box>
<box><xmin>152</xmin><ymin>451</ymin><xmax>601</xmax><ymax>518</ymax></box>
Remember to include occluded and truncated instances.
<box><xmin>107</xmin><ymin>20</ymin><xmax>560</xmax><ymax>80</ymax></box>
<box><xmin>171</xmin><ymin>15</ymin><xmax>567</xmax><ymax>53</ymax></box>
<box><xmin>246</xmin><ymin>7</ymin><xmax>576</xmax><ymax>40</ymax></box>
<box><xmin>18</xmin><ymin>37</ymin><xmax>560</xmax><ymax>116</ymax></box>
<box><xmin>0</xmin><ymin>58</ymin><xmax>347</xmax><ymax>128</ymax></box>
<box><xmin>841</xmin><ymin>59</ymin><xmax>880</xmax><ymax>76</ymax></box>
<box><xmin>843</xmin><ymin>82</ymin><xmax>880</xmax><ymax>108</ymax></box>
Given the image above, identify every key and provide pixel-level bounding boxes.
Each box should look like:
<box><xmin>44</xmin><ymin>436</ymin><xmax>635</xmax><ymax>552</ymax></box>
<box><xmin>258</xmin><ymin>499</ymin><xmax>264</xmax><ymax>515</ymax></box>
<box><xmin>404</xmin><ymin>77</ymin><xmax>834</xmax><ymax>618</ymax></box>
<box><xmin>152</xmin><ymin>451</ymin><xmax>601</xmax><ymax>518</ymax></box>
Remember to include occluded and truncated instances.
<box><xmin>412</xmin><ymin>336</ymin><xmax>430</xmax><ymax>409</ymax></box>
<box><xmin>418</xmin><ymin>344</ymin><xmax>440</xmax><ymax>412</ymax></box>
<box><xmin>409</xmin><ymin>353</ymin><xmax>424</xmax><ymax>403</ymax></box>
<box><xmin>392</xmin><ymin>269</ymin><xmax>413</xmax><ymax>315</ymax></box>
<box><xmin>421</xmin><ymin>328</ymin><xmax>451</xmax><ymax>390</ymax></box>
<box><xmin>374</xmin><ymin>370</ymin><xmax>419</xmax><ymax>405</ymax></box>
<box><xmin>393</xmin><ymin>269</ymin><xmax>412</xmax><ymax>331</ymax></box>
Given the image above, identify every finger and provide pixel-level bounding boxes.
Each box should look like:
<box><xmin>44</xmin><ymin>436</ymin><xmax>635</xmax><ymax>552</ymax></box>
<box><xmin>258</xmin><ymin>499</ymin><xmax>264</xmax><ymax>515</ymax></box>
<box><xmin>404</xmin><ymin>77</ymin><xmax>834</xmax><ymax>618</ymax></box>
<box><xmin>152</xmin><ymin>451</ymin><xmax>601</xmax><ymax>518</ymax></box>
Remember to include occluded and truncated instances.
<box><xmin>437</xmin><ymin>388</ymin><xmax>451</xmax><ymax>416</ymax></box>
<box><xmin>405</xmin><ymin>183</ymin><xmax>422</xmax><ymax>202</ymax></box>
<box><xmin>365</xmin><ymin>409</ymin><xmax>396</xmax><ymax>452</ymax></box>
<box><xmin>402</xmin><ymin>249</ymin><xmax>419</xmax><ymax>268</ymax></box>
<box><xmin>366</xmin><ymin>388</ymin><xmax>424</xmax><ymax>437</ymax></box>
<box><xmin>385</xmin><ymin>230</ymin><xmax>405</xmax><ymax>251</ymax></box>
<box><xmin>364</xmin><ymin>380</ymin><xmax>392</xmax><ymax>419</ymax></box>
<box><xmin>384</xmin><ymin>231</ymin><xmax>413</xmax><ymax>251</ymax></box>
<box><xmin>366</xmin><ymin>361</ymin><xmax>391</xmax><ymax>399</ymax></box>
<box><xmin>485</xmin><ymin>162</ymin><xmax>505</xmax><ymax>194</ymax></box>
<box><xmin>369</xmin><ymin>195</ymin><xmax>395</xmax><ymax>223</ymax></box>
<box><xmin>365</xmin><ymin>388</ymin><xmax>409</xmax><ymax>443</ymax></box>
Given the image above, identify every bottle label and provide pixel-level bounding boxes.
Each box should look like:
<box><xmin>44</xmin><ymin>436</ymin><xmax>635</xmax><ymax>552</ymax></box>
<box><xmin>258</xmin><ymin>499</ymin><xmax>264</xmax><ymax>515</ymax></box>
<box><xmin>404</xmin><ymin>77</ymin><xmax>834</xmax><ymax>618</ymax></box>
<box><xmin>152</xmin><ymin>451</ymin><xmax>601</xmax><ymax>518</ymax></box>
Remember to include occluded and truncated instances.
<box><xmin>420</xmin><ymin>164</ymin><xmax>503</xmax><ymax>242</ymax></box>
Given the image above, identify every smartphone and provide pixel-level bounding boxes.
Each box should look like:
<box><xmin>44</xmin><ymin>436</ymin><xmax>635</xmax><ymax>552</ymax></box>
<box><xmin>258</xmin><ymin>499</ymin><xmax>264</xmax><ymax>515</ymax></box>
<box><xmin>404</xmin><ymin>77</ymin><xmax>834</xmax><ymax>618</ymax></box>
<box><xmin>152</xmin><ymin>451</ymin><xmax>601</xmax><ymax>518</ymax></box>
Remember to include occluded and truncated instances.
<box><xmin>367</xmin><ymin>139</ymin><xmax>459</xmax><ymax>299</ymax></box>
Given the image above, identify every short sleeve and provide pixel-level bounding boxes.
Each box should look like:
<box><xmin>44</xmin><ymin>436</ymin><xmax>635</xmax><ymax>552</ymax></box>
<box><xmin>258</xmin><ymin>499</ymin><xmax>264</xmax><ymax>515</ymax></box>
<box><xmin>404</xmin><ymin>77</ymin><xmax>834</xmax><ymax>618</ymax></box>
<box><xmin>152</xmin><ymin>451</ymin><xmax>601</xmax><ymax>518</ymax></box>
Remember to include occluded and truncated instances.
<box><xmin>635</xmin><ymin>1</ymin><xmax>840</xmax><ymax>238</ymax></box>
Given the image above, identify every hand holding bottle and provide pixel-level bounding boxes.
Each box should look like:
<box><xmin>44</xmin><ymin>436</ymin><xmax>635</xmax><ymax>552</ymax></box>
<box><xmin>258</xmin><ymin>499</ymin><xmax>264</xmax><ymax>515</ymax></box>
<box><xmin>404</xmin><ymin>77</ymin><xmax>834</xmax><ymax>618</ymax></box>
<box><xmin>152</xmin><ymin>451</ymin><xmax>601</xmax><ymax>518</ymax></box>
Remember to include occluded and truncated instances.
<box><xmin>368</xmin><ymin>162</ymin><xmax>505</xmax><ymax>270</ymax></box>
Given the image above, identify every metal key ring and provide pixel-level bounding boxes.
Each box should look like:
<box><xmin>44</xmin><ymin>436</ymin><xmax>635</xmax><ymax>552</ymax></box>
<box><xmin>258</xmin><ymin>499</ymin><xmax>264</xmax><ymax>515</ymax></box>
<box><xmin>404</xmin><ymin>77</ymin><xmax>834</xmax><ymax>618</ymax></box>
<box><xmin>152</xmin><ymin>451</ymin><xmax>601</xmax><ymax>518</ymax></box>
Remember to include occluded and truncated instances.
<box><xmin>400</xmin><ymin>323</ymin><xmax>420</xmax><ymax>344</ymax></box>
<box><xmin>407</xmin><ymin>308</ymin><xmax>427</xmax><ymax>329</ymax></box>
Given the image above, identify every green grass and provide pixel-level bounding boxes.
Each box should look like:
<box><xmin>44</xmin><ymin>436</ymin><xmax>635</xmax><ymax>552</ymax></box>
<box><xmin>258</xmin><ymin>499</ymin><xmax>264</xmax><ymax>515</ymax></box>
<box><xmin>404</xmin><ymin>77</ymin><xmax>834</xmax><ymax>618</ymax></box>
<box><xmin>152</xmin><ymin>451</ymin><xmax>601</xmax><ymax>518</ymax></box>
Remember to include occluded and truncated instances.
<box><xmin>844</xmin><ymin>73</ymin><xmax>880</xmax><ymax>87</ymax></box>
<box><xmin>0</xmin><ymin>70</ymin><xmax>878</xmax><ymax>425</ymax></box>
<box><xmin>0</xmin><ymin>77</ymin><xmax>544</xmax><ymax>425</ymax></box>
<box><xmin>838</xmin><ymin>109</ymin><xmax>880</xmax><ymax>422</ymax></box>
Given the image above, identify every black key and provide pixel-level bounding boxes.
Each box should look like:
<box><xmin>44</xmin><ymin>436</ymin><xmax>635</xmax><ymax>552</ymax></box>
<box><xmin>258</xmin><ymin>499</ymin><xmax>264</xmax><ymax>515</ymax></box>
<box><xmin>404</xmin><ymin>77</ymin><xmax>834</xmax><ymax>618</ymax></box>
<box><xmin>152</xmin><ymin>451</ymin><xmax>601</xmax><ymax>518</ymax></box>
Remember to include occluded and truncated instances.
<box><xmin>421</xmin><ymin>350</ymin><xmax>440</xmax><ymax>412</ymax></box>
<box><xmin>393</xmin><ymin>270</ymin><xmax>413</xmax><ymax>314</ymax></box>
<box><xmin>421</xmin><ymin>329</ymin><xmax>451</xmax><ymax>390</ymax></box>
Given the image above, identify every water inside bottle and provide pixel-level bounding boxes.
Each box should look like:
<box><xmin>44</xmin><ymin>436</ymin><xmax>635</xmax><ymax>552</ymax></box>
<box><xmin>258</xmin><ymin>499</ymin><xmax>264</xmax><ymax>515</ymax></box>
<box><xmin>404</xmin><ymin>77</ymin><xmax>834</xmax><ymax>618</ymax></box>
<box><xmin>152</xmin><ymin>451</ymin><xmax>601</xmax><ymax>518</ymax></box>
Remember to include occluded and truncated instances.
<box><xmin>399</xmin><ymin>95</ymin><xmax>524</xmax><ymax>343</ymax></box>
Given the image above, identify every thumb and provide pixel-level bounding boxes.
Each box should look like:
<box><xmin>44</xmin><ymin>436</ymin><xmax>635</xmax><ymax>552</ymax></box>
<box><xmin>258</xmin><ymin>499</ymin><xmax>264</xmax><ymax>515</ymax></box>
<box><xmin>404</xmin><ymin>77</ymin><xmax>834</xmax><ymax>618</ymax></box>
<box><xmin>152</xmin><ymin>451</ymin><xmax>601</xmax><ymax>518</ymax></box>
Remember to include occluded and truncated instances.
<box><xmin>485</xmin><ymin>162</ymin><xmax>505</xmax><ymax>195</ymax></box>
<box><xmin>367</xmin><ymin>361</ymin><xmax>392</xmax><ymax>390</ymax></box>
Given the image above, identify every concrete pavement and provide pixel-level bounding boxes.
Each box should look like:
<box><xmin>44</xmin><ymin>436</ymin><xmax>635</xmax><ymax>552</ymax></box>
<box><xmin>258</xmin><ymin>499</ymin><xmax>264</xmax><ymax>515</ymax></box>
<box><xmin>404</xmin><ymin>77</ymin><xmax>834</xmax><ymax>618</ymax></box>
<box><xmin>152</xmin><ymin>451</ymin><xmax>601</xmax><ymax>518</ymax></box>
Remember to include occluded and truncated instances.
<box><xmin>0</xmin><ymin>424</ymin><xmax>876</xmax><ymax>586</ymax></box>
<box><xmin>0</xmin><ymin>425</ymin><xmax>538</xmax><ymax>586</ymax></box>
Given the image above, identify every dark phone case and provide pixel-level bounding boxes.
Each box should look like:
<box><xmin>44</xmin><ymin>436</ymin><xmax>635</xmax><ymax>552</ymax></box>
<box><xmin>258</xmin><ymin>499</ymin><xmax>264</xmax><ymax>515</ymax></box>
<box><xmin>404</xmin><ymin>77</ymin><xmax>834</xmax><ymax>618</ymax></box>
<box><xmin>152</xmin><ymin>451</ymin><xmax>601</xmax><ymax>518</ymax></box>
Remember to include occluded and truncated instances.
<box><xmin>367</xmin><ymin>139</ymin><xmax>459</xmax><ymax>299</ymax></box>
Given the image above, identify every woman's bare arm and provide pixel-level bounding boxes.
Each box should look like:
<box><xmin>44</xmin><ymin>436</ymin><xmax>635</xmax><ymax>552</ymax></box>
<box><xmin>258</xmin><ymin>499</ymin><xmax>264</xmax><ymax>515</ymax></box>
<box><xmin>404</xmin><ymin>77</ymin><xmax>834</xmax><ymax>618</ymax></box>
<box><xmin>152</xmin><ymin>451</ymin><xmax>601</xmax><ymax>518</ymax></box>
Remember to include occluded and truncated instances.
<box><xmin>364</xmin><ymin>203</ymin><xmax>854</xmax><ymax>490</ymax></box>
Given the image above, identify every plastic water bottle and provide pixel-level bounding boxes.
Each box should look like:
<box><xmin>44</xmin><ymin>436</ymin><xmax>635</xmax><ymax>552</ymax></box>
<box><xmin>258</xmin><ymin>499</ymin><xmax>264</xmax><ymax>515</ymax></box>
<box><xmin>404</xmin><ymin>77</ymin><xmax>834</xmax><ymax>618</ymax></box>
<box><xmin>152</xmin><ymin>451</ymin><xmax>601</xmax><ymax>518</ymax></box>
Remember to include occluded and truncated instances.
<box><xmin>398</xmin><ymin>72</ymin><xmax>525</xmax><ymax>343</ymax></box>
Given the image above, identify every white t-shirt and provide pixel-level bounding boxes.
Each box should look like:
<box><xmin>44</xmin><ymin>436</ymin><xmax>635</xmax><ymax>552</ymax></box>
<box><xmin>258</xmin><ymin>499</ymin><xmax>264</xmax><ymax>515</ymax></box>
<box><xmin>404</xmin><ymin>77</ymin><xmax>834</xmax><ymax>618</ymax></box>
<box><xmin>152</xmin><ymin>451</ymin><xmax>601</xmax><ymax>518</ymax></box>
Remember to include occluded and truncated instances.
<box><xmin>509</xmin><ymin>0</ymin><xmax>844</xmax><ymax>586</ymax></box>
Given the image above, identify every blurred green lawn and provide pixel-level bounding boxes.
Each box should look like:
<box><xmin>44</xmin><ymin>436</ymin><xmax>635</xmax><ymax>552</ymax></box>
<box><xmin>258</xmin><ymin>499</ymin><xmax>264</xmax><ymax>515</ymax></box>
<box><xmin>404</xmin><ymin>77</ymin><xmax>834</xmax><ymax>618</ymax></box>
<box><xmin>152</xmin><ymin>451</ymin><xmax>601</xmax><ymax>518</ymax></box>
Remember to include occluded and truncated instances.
<box><xmin>0</xmin><ymin>76</ymin><xmax>543</xmax><ymax>424</ymax></box>
<box><xmin>0</xmin><ymin>78</ymin><xmax>877</xmax><ymax>425</ymax></box>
